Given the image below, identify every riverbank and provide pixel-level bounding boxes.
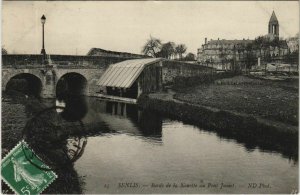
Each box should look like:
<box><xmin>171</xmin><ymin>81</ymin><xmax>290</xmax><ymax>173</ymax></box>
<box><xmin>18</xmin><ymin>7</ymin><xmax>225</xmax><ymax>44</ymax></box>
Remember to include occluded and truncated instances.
<box><xmin>1</xmin><ymin>93</ymin><xmax>85</xmax><ymax>194</ymax></box>
<box><xmin>137</xmin><ymin>75</ymin><xmax>298</xmax><ymax>159</ymax></box>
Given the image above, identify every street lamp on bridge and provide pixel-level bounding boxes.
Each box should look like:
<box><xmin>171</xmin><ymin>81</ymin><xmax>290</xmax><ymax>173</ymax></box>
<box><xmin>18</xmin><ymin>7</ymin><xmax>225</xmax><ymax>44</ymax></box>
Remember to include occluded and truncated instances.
<box><xmin>41</xmin><ymin>15</ymin><xmax>47</xmax><ymax>64</ymax></box>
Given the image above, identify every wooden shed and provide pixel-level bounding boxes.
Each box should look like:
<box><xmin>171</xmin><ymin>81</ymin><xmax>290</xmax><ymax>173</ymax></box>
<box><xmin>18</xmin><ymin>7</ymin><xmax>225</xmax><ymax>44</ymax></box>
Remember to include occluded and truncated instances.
<box><xmin>97</xmin><ymin>58</ymin><xmax>163</xmax><ymax>99</ymax></box>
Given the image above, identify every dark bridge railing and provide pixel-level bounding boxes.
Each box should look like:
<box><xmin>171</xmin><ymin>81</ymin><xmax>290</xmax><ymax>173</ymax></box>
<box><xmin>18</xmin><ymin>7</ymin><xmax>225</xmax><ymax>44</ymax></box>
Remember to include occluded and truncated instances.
<box><xmin>2</xmin><ymin>65</ymin><xmax>102</xmax><ymax>69</ymax></box>
<box><xmin>2</xmin><ymin>54</ymin><xmax>139</xmax><ymax>68</ymax></box>
<box><xmin>2</xmin><ymin>54</ymin><xmax>43</xmax><ymax>66</ymax></box>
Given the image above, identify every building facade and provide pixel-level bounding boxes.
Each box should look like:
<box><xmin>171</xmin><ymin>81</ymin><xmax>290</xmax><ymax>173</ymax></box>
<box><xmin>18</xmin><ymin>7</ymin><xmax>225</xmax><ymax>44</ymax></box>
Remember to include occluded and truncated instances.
<box><xmin>197</xmin><ymin>39</ymin><xmax>253</xmax><ymax>70</ymax></box>
<box><xmin>197</xmin><ymin>11</ymin><xmax>289</xmax><ymax>70</ymax></box>
<box><xmin>286</xmin><ymin>36</ymin><xmax>299</xmax><ymax>53</ymax></box>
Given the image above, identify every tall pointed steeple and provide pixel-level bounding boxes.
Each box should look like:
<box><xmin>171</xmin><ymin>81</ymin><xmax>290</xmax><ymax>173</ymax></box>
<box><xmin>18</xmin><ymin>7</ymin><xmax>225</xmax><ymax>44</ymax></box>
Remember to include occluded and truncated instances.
<box><xmin>268</xmin><ymin>11</ymin><xmax>279</xmax><ymax>37</ymax></box>
<box><xmin>269</xmin><ymin>11</ymin><xmax>278</xmax><ymax>23</ymax></box>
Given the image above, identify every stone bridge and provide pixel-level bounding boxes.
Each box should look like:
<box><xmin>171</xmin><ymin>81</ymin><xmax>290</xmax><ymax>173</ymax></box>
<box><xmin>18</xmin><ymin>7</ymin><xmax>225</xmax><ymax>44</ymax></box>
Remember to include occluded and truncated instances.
<box><xmin>2</xmin><ymin>56</ymin><xmax>215</xmax><ymax>99</ymax></box>
<box><xmin>2</xmin><ymin>65</ymin><xmax>105</xmax><ymax>98</ymax></box>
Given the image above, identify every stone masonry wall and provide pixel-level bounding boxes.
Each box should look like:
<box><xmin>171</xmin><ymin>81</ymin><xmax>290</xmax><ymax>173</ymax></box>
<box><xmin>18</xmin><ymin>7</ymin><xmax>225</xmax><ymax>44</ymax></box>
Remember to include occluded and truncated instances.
<box><xmin>162</xmin><ymin>60</ymin><xmax>215</xmax><ymax>85</ymax></box>
<box><xmin>2</xmin><ymin>54</ymin><xmax>135</xmax><ymax>68</ymax></box>
<box><xmin>2</xmin><ymin>67</ymin><xmax>104</xmax><ymax>98</ymax></box>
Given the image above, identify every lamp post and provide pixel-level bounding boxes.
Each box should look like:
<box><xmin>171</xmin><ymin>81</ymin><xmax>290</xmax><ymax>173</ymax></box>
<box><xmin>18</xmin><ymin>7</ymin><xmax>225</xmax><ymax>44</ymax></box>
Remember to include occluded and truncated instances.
<box><xmin>41</xmin><ymin>15</ymin><xmax>46</xmax><ymax>64</ymax></box>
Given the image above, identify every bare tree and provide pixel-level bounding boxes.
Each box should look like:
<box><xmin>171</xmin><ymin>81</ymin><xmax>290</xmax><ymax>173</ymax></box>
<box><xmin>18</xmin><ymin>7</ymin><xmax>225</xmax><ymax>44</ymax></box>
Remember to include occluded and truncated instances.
<box><xmin>141</xmin><ymin>36</ymin><xmax>162</xmax><ymax>57</ymax></box>
<box><xmin>175</xmin><ymin>44</ymin><xmax>187</xmax><ymax>60</ymax></box>
<box><xmin>2</xmin><ymin>47</ymin><xmax>8</xmax><ymax>55</ymax></box>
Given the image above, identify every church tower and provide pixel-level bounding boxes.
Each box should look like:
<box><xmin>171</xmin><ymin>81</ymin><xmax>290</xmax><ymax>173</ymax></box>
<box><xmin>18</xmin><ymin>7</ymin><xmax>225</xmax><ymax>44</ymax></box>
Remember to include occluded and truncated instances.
<box><xmin>268</xmin><ymin>11</ymin><xmax>279</xmax><ymax>37</ymax></box>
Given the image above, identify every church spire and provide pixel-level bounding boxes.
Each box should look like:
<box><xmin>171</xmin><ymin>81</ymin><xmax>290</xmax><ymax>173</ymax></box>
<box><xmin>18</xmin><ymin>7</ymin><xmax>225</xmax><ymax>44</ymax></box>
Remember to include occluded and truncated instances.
<box><xmin>268</xmin><ymin>11</ymin><xmax>279</xmax><ymax>37</ymax></box>
<box><xmin>269</xmin><ymin>11</ymin><xmax>278</xmax><ymax>23</ymax></box>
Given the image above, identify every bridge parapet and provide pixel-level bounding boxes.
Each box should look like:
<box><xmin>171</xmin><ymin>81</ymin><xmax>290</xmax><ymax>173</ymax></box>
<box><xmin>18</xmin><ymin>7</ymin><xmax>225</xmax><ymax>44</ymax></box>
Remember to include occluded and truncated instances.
<box><xmin>2</xmin><ymin>54</ymin><xmax>135</xmax><ymax>68</ymax></box>
<box><xmin>2</xmin><ymin>65</ymin><xmax>104</xmax><ymax>69</ymax></box>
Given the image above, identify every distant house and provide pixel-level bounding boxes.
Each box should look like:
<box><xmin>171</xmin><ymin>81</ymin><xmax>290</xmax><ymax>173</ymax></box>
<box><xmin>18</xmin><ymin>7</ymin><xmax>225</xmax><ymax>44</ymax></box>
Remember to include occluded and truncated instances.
<box><xmin>97</xmin><ymin>58</ymin><xmax>163</xmax><ymax>99</ymax></box>
<box><xmin>197</xmin><ymin>11</ymin><xmax>289</xmax><ymax>70</ymax></box>
<box><xmin>87</xmin><ymin>48</ymin><xmax>148</xmax><ymax>59</ymax></box>
<box><xmin>197</xmin><ymin>38</ymin><xmax>253</xmax><ymax>70</ymax></box>
<box><xmin>286</xmin><ymin>36</ymin><xmax>299</xmax><ymax>53</ymax></box>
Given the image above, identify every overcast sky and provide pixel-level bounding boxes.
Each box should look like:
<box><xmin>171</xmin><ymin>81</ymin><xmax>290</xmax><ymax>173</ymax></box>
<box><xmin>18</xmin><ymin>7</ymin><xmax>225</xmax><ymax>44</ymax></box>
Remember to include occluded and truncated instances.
<box><xmin>2</xmin><ymin>1</ymin><xmax>299</xmax><ymax>55</ymax></box>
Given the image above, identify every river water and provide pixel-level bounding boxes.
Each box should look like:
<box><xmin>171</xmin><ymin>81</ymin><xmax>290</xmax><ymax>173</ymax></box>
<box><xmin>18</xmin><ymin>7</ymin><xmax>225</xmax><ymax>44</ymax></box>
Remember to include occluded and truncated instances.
<box><xmin>2</xmin><ymin>96</ymin><xmax>298</xmax><ymax>194</ymax></box>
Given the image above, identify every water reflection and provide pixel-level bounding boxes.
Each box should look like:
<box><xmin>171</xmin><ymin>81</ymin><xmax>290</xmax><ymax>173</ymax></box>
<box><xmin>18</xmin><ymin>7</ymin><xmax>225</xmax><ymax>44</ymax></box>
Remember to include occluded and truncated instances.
<box><xmin>85</xmin><ymin>100</ymin><xmax>163</xmax><ymax>142</ymax></box>
<box><xmin>2</xmin><ymin>94</ymin><xmax>298</xmax><ymax>194</ymax></box>
<box><xmin>56</xmin><ymin>99</ymin><xmax>65</xmax><ymax>113</ymax></box>
<box><xmin>57</xmin><ymin>96</ymin><xmax>88</xmax><ymax>122</ymax></box>
<box><xmin>55</xmin><ymin>96</ymin><xmax>298</xmax><ymax>161</ymax></box>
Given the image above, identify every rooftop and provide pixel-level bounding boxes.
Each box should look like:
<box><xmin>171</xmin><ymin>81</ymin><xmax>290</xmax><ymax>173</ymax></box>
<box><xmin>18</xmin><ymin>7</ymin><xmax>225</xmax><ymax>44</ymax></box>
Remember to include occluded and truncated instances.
<box><xmin>87</xmin><ymin>48</ymin><xmax>148</xmax><ymax>58</ymax></box>
<box><xmin>207</xmin><ymin>39</ymin><xmax>253</xmax><ymax>45</ymax></box>
<box><xmin>97</xmin><ymin>58</ymin><xmax>162</xmax><ymax>88</ymax></box>
<box><xmin>269</xmin><ymin>11</ymin><xmax>279</xmax><ymax>23</ymax></box>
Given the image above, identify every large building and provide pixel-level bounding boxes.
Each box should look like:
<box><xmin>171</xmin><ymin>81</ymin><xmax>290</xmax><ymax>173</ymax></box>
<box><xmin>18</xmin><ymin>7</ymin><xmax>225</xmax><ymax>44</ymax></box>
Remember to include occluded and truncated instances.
<box><xmin>197</xmin><ymin>11</ymin><xmax>289</xmax><ymax>70</ymax></box>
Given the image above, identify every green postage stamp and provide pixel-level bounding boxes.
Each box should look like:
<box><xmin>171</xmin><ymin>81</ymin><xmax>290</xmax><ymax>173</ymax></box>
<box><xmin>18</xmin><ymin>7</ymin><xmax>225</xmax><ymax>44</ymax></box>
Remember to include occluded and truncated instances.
<box><xmin>1</xmin><ymin>141</ymin><xmax>57</xmax><ymax>195</ymax></box>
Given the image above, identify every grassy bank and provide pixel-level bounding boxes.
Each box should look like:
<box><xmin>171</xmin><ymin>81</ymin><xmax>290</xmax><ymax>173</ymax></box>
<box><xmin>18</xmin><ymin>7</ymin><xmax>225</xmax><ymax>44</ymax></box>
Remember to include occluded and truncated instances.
<box><xmin>174</xmin><ymin>75</ymin><xmax>298</xmax><ymax>126</ymax></box>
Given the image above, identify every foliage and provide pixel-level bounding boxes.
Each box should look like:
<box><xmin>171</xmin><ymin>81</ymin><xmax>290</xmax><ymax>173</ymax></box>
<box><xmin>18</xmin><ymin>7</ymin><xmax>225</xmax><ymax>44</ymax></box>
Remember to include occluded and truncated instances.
<box><xmin>244</xmin><ymin>43</ymin><xmax>257</xmax><ymax>69</ymax></box>
<box><xmin>141</xmin><ymin>36</ymin><xmax>188</xmax><ymax>60</ymax></box>
<box><xmin>2</xmin><ymin>47</ymin><xmax>8</xmax><ymax>55</ymax></box>
<box><xmin>175</xmin><ymin>44</ymin><xmax>187</xmax><ymax>60</ymax></box>
<box><xmin>284</xmin><ymin>50</ymin><xmax>299</xmax><ymax>65</ymax></box>
<box><xmin>159</xmin><ymin>42</ymin><xmax>176</xmax><ymax>59</ymax></box>
<box><xmin>184</xmin><ymin>53</ymin><xmax>196</xmax><ymax>61</ymax></box>
<box><xmin>253</xmin><ymin>36</ymin><xmax>281</xmax><ymax>48</ymax></box>
<box><xmin>245</xmin><ymin>36</ymin><xmax>287</xmax><ymax>67</ymax></box>
<box><xmin>218</xmin><ymin>47</ymin><xmax>229</xmax><ymax>66</ymax></box>
<box><xmin>141</xmin><ymin>36</ymin><xmax>162</xmax><ymax>57</ymax></box>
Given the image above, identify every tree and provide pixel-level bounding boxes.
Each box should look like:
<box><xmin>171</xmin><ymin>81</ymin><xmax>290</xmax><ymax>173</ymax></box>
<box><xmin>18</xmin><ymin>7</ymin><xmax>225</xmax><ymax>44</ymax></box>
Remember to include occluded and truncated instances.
<box><xmin>141</xmin><ymin>36</ymin><xmax>162</xmax><ymax>57</ymax></box>
<box><xmin>159</xmin><ymin>42</ymin><xmax>176</xmax><ymax>59</ymax></box>
<box><xmin>284</xmin><ymin>50</ymin><xmax>299</xmax><ymax>66</ymax></box>
<box><xmin>219</xmin><ymin>47</ymin><xmax>228</xmax><ymax>69</ymax></box>
<box><xmin>2</xmin><ymin>47</ymin><xmax>8</xmax><ymax>55</ymax></box>
<box><xmin>184</xmin><ymin>53</ymin><xmax>195</xmax><ymax>61</ymax></box>
<box><xmin>175</xmin><ymin>44</ymin><xmax>187</xmax><ymax>60</ymax></box>
<box><xmin>205</xmin><ymin>59</ymin><xmax>211</xmax><ymax>67</ymax></box>
<box><xmin>174</xmin><ymin>49</ymin><xmax>179</xmax><ymax>60</ymax></box>
<box><xmin>245</xmin><ymin>43</ymin><xmax>256</xmax><ymax>71</ymax></box>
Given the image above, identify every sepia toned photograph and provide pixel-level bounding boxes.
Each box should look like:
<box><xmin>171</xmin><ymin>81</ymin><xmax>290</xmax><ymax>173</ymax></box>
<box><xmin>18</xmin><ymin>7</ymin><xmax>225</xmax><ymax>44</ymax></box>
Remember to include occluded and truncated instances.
<box><xmin>1</xmin><ymin>1</ymin><xmax>299</xmax><ymax>194</ymax></box>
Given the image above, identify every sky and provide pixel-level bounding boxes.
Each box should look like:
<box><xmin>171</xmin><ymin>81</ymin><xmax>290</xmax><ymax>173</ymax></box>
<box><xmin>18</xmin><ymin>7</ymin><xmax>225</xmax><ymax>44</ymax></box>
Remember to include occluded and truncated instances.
<box><xmin>2</xmin><ymin>1</ymin><xmax>299</xmax><ymax>55</ymax></box>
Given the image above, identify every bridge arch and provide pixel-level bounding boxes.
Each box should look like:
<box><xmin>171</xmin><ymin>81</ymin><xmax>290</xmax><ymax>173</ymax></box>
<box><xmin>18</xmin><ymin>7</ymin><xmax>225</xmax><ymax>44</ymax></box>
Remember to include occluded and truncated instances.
<box><xmin>56</xmin><ymin>72</ymin><xmax>88</xmax><ymax>98</ymax></box>
<box><xmin>5</xmin><ymin>73</ymin><xmax>43</xmax><ymax>98</ymax></box>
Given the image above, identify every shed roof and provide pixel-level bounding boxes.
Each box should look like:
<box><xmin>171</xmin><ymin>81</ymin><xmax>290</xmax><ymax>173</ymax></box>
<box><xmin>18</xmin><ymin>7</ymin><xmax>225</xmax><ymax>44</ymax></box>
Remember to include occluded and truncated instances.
<box><xmin>87</xmin><ymin>47</ymin><xmax>148</xmax><ymax>58</ymax></box>
<box><xmin>97</xmin><ymin>58</ymin><xmax>162</xmax><ymax>88</ymax></box>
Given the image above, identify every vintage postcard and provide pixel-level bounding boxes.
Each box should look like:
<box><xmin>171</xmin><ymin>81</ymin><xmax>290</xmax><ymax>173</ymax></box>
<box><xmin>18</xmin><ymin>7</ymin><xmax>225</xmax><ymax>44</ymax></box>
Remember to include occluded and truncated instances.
<box><xmin>1</xmin><ymin>1</ymin><xmax>299</xmax><ymax>194</ymax></box>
